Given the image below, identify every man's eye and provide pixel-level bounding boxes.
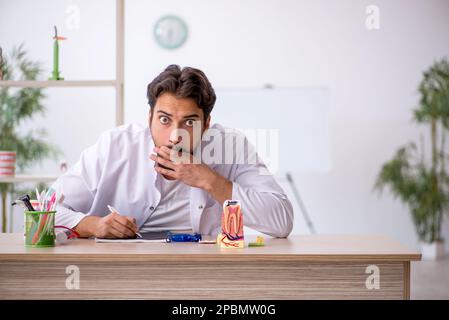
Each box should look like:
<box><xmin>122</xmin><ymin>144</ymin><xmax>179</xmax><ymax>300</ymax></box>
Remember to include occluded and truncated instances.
<box><xmin>185</xmin><ymin>119</ymin><xmax>195</xmax><ymax>127</ymax></box>
<box><xmin>159</xmin><ymin>116</ymin><xmax>169</xmax><ymax>124</ymax></box>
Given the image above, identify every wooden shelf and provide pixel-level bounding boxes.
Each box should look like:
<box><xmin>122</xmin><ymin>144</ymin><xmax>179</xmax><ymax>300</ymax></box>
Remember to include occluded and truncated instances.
<box><xmin>0</xmin><ymin>0</ymin><xmax>124</xmax><ymax>126</ymax></box>
<box><xmin>0</xmin><ymin>80</ymin><xmax>116</xmax><ymax>88</ymax></box>
<box><xmin>0</xmin><ymin>175</ymin><xmax>58</xmax><ymax>183</ymax></box>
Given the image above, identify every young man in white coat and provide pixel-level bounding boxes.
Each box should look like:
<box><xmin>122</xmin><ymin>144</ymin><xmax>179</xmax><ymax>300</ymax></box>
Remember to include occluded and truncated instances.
<box><xmin>53</xmin><ymin>65</ymin><xmax>294</xmax><ymax>239</ymax></box>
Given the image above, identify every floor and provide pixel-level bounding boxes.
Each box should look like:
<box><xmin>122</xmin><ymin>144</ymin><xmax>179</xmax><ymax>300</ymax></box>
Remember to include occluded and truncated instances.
<box><xmin>411</xmin><ymin>255</ymin><xmax>449</xmax><ymax>299</ymax></box>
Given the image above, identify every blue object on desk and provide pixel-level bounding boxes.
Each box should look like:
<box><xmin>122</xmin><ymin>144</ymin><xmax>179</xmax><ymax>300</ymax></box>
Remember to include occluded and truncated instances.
<box><xmin>166</xmin><ymin>232</ymin><xmax>202</xmax><ymax>242</ymax></box>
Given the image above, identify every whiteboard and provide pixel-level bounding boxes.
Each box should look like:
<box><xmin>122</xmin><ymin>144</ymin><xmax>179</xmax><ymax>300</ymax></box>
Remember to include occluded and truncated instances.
<box><xmin>211</xmin><ymin>87</ymin><xmax>331</xmax><ymax>174</ymax></box>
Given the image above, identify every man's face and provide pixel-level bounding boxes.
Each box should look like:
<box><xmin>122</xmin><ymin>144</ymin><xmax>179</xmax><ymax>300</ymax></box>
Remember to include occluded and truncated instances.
<box><xmin>149</xmin><ymin>92</ymin><xmax>210</xmax><ymax>154</ymax></box>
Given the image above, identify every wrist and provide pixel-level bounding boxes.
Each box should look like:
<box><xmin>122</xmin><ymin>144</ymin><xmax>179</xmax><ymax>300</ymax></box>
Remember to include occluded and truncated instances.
<box><xmin>204</xmin><ymin>171</ymin><xmax>221</xmax><ymax>193</ymax></box>
<box><xmin>89</xmin><ymin>216</ymin><xmax>101</xmax><ymax>237</ymax></box>
<box><xmin>204</xmin><ymin>171</ymin><xmax>233</xmax><ymax>204</ymax></box>
<box><xmin>75</xmin><ymin>216</ymin><xmax>100</xmax><ymax>238</ymax></box>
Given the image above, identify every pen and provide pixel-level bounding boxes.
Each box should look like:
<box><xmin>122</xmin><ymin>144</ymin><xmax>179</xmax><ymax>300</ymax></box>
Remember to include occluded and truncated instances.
<box><xmin>107</xmin><ymin>205</ymin><xmax>142</xmax><ymax>238</ymax></box>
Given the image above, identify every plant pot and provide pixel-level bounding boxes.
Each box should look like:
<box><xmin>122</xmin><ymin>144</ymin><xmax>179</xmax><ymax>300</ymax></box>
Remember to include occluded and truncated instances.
<box><xmin>419</xmin><ymin>240</ymin><xmax>446</xmax><ymax>260</ymax></box>
<box><xmin>0</xmin><ymin>151</ymin><xmax>16</xmax><ymax>177</ymax></box>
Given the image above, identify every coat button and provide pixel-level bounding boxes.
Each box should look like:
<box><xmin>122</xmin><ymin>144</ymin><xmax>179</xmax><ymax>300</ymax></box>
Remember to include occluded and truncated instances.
<box><xmin>198</xmin><ymin>205</ymin><xmax>204</xmax><ymax>210</ymax></box>
<box><xmin>150</xmin><ymin>206</ymin><xmax>155</xmax><ymax>210</ymax></box>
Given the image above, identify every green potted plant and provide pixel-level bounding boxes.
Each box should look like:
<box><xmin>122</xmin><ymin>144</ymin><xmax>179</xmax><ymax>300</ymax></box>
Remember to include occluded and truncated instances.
<box><xmin>375</xmin><ymin>58</ymin><xmax>449</xmax><ymax>260</ymax></box>
<box><xmin>0</xmin><ymin>45</ymin><xmax>60</xmax><ymax>233</ymax></box>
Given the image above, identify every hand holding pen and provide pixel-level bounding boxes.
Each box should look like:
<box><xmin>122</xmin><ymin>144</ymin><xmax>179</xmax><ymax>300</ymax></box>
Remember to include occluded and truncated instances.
<box><xmin>68</xmin><ymin>205</ymin><xmax>140</xmax><ymax>239</ymax></box>
<box><xmin>90</xmin><ymin>205</ymin><xmax>139</xmax><ymax>239</ymax></box>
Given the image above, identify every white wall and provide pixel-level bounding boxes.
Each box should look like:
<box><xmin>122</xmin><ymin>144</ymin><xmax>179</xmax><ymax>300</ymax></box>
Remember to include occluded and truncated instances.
<box><xmin>1</xmin><ymin>0</ymin><xmax>449</xmax><ymax>251</ymax></box>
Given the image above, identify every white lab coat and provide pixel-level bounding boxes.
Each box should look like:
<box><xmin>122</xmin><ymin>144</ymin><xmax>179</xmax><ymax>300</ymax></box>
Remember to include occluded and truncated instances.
<box><xmin>53</xmin><ymin>123</ymin><xmax>294</xmax><ymax>237</ymax></box>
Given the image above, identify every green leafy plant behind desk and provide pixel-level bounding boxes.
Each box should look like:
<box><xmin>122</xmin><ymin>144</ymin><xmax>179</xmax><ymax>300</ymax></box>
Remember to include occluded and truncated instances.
<box><xmin>375</xmin><ymin>58</ymin><xmax>449</xmax><ymax>248</ymax></box>
<box><xmin>0</xmin><ymin>45</ymin><xmax>60</xmax><ymax>233</ymax></box>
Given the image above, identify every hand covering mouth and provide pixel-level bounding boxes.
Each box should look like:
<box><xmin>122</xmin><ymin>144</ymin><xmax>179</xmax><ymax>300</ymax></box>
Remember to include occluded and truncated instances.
<box><xmin>154</xmin><ymin>144</ymin><xmax>191</xmax><ymax>170</ymax></box>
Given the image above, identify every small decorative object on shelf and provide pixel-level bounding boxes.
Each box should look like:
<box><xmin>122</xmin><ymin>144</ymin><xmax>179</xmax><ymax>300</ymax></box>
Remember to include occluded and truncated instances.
<box><xmin>49</xmin><ymin>26</ymin><xmax>67</xmax><ymax>80</ymax></box>
<box><xmin>0</xmin><ymin>151</ymin><xmax>16</xmax><ymax>177</ymax></box>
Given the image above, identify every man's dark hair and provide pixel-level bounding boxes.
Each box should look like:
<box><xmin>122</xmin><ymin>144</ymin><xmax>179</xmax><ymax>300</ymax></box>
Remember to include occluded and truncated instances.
<box><xmin>147</xmin><ymin>65</ymin><xmax>216</xmax><ymax>120</ymax></box>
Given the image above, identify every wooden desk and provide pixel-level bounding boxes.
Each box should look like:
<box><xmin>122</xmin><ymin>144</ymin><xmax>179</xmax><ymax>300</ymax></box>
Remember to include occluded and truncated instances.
<box><xmin>0</xmin><ymin>233</ymin><xmax>421</xmax><ymax>299</ymax></box>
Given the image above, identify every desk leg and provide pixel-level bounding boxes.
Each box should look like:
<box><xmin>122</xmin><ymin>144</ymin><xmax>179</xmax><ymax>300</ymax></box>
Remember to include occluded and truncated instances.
<box><xmin>403</xmin><ymin>261</ymin><xmax>410</xmax><ymax>300</ymax></box>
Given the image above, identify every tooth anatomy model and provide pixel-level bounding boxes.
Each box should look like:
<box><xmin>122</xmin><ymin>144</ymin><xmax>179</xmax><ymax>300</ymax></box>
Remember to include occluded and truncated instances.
<box><xmin>217</xmin><ymin>200</ymin><xmax>244</xmax><ymax>248</ymax></box>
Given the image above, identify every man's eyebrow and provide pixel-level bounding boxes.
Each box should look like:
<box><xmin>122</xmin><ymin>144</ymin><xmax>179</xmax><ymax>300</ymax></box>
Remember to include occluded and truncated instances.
<box><xmin>157</xmin><ymin>110</ymin><xmax>172</xmax><ymax>117</ymax></box>
<box><xmin>183</xmin><ymin>114</ymin><xmax>200</xmax><ymax>119</ymax></box>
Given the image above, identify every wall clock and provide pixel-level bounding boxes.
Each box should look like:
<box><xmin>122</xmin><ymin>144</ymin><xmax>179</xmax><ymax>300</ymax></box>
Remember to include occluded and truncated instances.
<box><xmin>154</xmin><ymin>15</ymin><xmax>188</xmax><ymax>50</ymax></box>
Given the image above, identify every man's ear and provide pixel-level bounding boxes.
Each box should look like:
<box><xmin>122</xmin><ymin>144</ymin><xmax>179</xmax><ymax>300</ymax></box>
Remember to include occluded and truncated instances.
<box><xmin>204</xmin><ymin>115</ymin><xmax>211</xmax><ymax>131</ymax></box>
<box><xmin>148</xmin><ymin>108</ymin><xmax>153</xmax><ymax>127</ymax></box>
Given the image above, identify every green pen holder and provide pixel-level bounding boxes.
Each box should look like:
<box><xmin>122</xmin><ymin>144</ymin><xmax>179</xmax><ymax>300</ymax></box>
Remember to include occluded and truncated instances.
<box><xmin>24</xmin><ymin>211</ymin><xmax>56</xmax><ymax>247</ymax></box>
